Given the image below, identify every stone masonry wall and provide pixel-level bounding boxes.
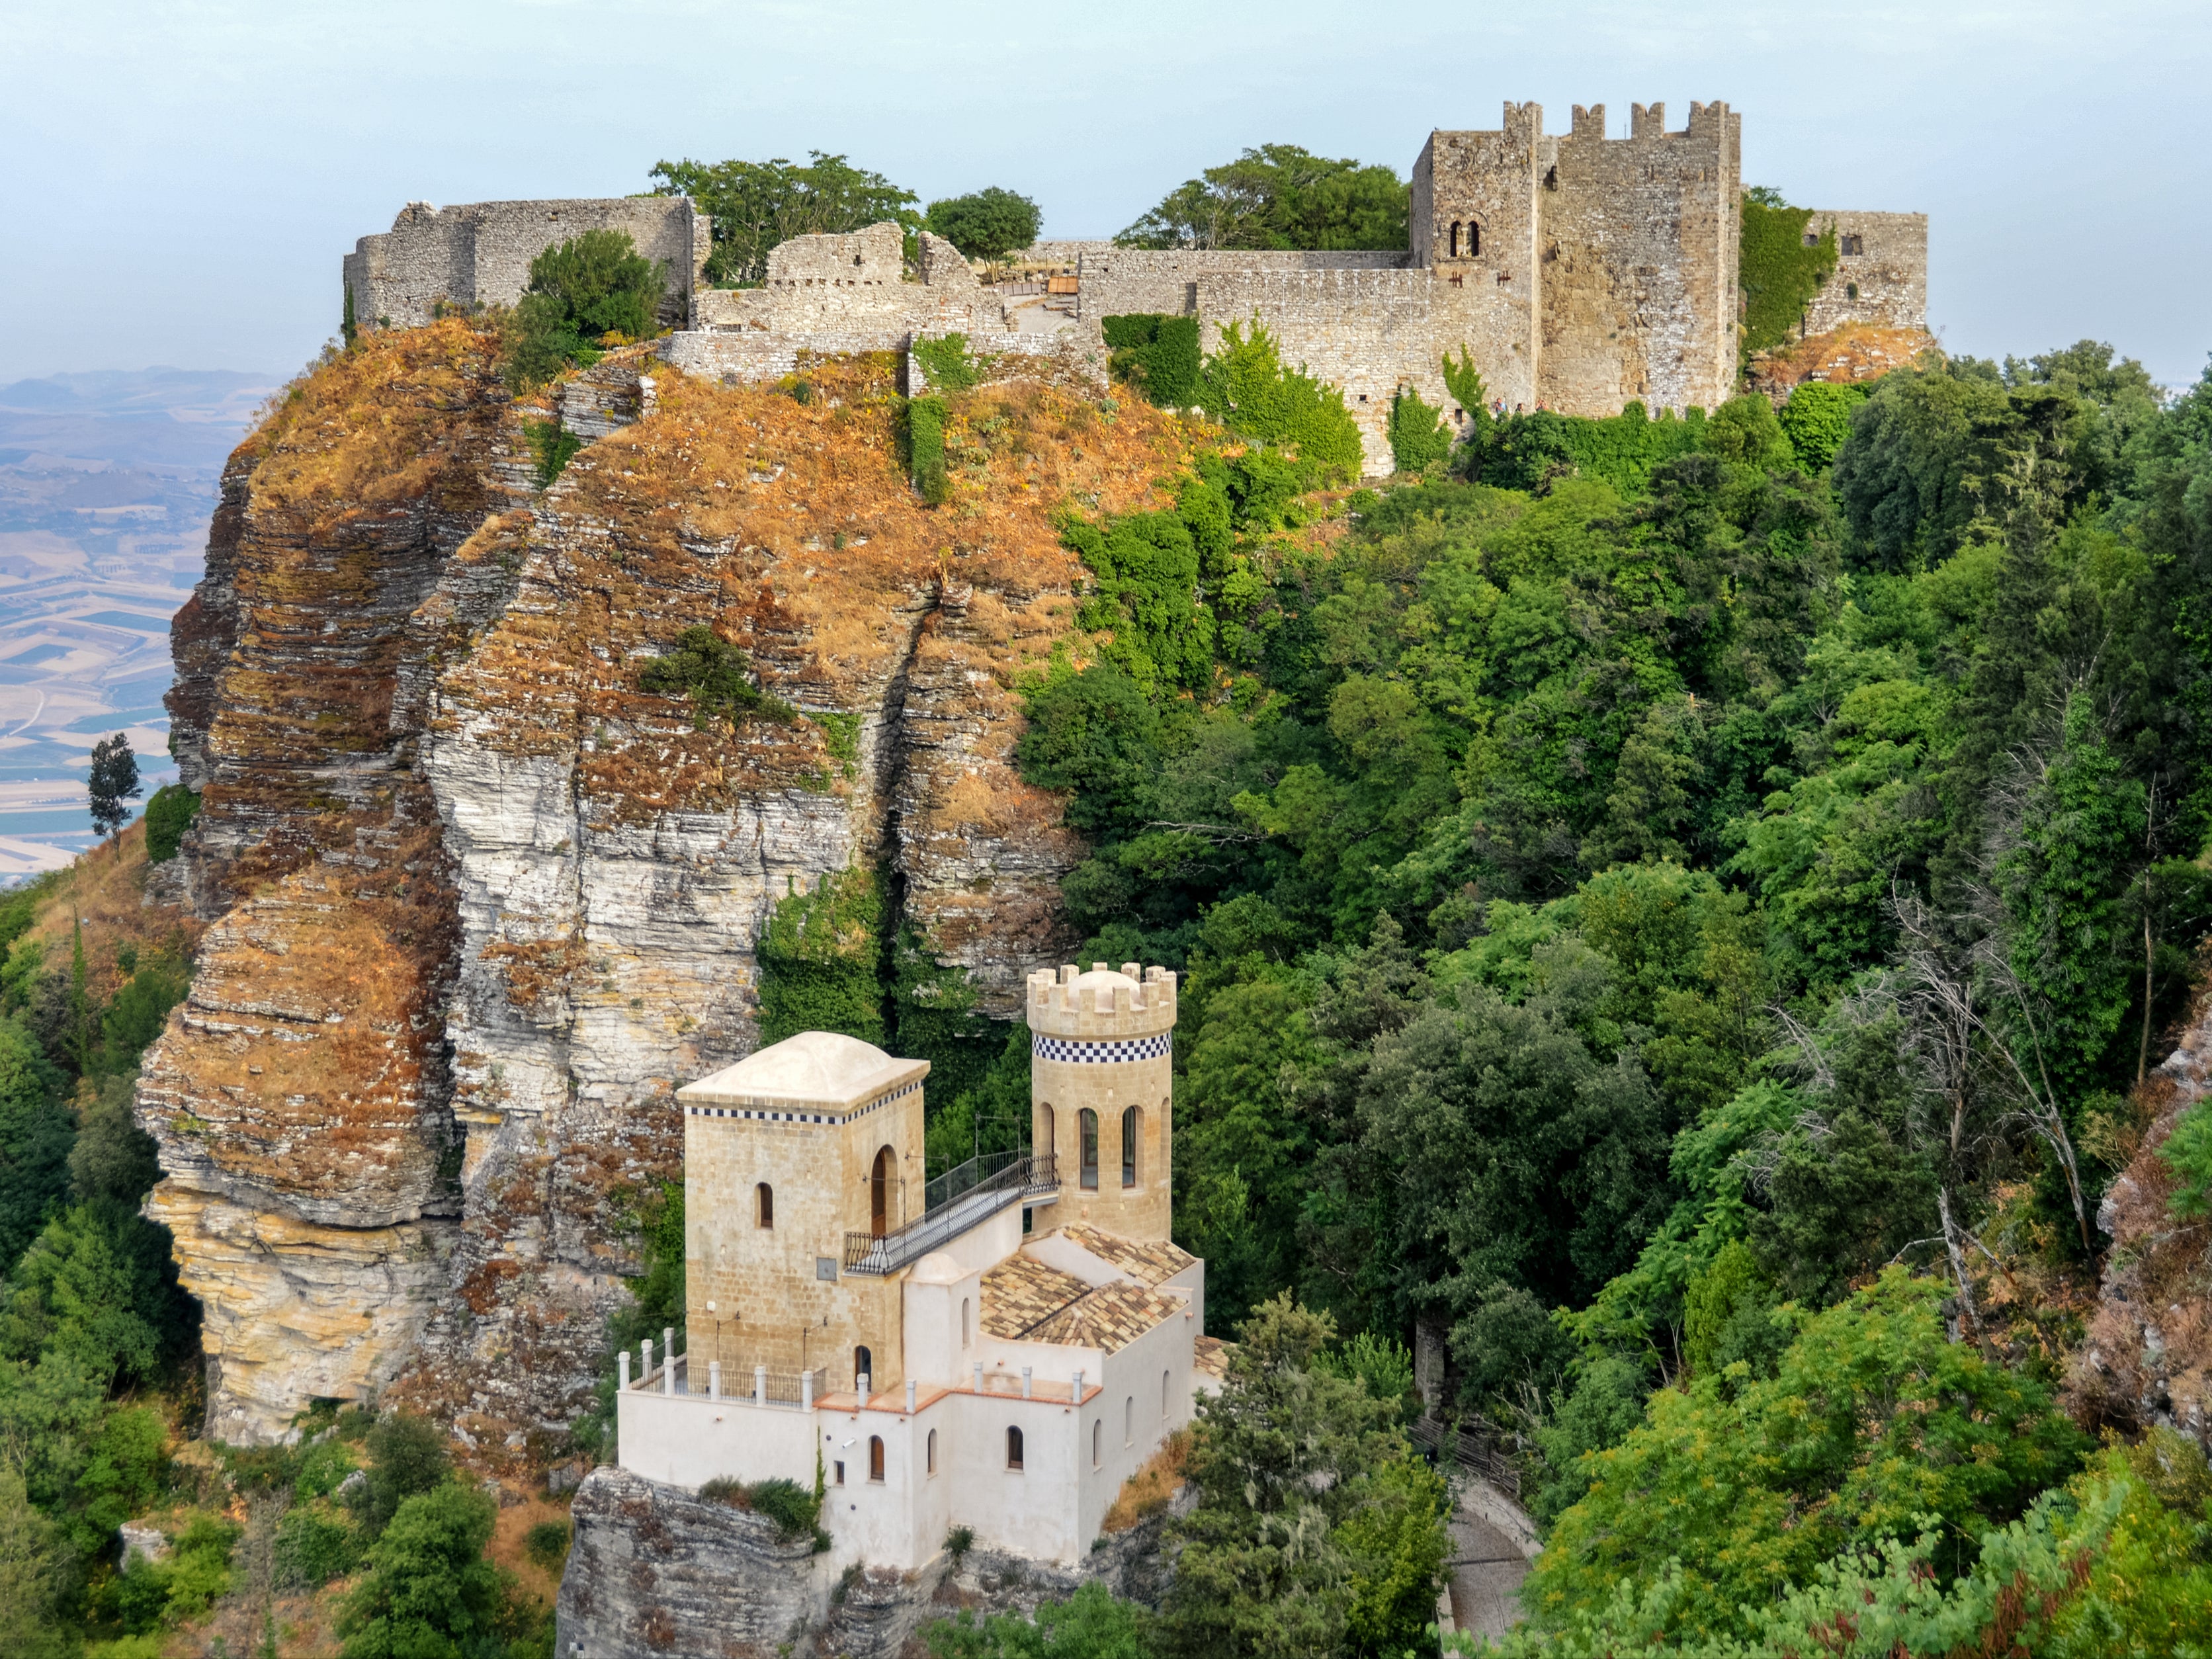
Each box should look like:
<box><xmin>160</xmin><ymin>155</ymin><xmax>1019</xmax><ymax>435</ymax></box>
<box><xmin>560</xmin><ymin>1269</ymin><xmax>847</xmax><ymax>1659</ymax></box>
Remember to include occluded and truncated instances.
<box><xmin>344</xmin><ymin>198</ymin><xmax>710</xmax><ymax>333</ymax></box>
<box><xmin>1078</xmin><ymin>248</ymin><xmax>1409</xmax><ymax>326</ymax></box>
<box><xmin>1801</xmin><ymin>210</ymin><xmax>1929</xmax><ymax>335</ymax></box>
<box><xmin>1539</xmin><ymin>101</ymin><xmax>1741</xmax><ymax>416</ymax></box>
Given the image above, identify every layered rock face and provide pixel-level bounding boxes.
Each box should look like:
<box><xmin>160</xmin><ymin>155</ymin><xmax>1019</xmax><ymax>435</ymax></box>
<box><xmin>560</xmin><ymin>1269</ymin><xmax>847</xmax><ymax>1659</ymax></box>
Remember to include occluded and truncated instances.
<box><xmin>2068</xmin><ymin>994</ymin><xmax>2212</xmax><ymax>1448</ymax></box>
<box><xmin>142</xmin><ymin>327</ymin><xmax>1190</xmax><ymax>1445</ymax></box>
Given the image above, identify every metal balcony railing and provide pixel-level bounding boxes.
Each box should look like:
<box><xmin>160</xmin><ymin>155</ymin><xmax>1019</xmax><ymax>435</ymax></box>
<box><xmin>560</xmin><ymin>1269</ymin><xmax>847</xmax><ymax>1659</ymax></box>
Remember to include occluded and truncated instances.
<box><xmin>843</xmin><ymin>1152</ymin><xmax>1059</xmax><ymax>1275</ymax></box>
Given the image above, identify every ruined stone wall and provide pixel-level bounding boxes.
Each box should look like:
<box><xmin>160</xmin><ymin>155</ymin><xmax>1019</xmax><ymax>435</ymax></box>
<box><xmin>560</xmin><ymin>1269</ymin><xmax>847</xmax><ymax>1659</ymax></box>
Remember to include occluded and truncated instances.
<box><xmin>1802</xmin><ymin>210</ymin><xmax>1928</xmax><ymax>335</ymax></box>
<box><xmin>343</xmin><ymin>198</ymin><xmax>709</xmax><ymax>333</ymax></box>
<box><xmin>692</xmin><ymin>225</ymin><xmax>1010</xmax><ymax>342</ymax></box>
<box><xmin>1078</xmin><ymin>248</ymin><xmax>1409</xmax><ymax>325</ymax></box>
<box><xmin>1538</xmin><ymin>101</ymin><xmax>1740</xmax><ymax>415</ymax></box>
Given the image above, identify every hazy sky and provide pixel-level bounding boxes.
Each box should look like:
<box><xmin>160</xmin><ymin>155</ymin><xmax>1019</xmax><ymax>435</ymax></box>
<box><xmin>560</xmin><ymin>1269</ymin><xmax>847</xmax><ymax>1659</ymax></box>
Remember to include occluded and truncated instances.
<box><xmin>4</xmin><ymin>0</ymin><xmax>2206</xmax><ymax>387</ymax></box>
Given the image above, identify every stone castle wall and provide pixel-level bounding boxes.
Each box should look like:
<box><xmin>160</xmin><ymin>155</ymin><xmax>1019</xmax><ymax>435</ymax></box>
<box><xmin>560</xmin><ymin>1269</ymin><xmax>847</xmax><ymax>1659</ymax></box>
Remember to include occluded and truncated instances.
<box><xmin>1077</xmin><ymin>248</ymin><xmax>1410</xmax><ymax>327</ymax></box>
<box><xmin>1801</xmin><ymin>210</ymin><xmax>1929</xmax><ymax>335</ymax></box>
<box><xmin>344</xmin><ymin>198</ymin><xmax>709</xmax><ymax>332</ymax></box>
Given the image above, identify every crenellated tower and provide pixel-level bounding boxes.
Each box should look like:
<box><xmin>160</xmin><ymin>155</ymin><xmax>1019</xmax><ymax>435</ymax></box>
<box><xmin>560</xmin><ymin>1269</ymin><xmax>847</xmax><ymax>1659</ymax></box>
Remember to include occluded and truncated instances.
<box><xmin>1026</xmin><ymin>962</ymin><xmax>1177</xmax><ymax>1242</ymax></box>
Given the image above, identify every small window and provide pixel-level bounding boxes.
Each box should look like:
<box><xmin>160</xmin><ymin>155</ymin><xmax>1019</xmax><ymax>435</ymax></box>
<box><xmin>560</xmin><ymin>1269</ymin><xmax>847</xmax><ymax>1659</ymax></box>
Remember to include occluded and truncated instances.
<box><xmin>1163</xmin><ymin>1369</ymin><xmax>1171</xmax><ymax>1416</ymax></box>
<box><xmin>1080</xmin><ymin>1109</ymin><xmax>1099</xmax><ymax>1189</ymax></box>
<box><xmin>1449</xmin><ymin>220</ymin><xmax>1461</xmax><ymax>258</ymax></box>
<box><xmin>927</xmin><ymin>1428</ymin><xmax>937</xmax><ymax>1474</ymax></box>
<box><xmin>1125</xmin><ymin>1396</ymin><xmax>1133</xmax><ymax>1446</ymax></box>
<box><xmin>1842</xmin><ymin>234</ymin><xmax>1864</xmax><ymax>256</ymax></box>
<box><xmin>1803</xmin><ymin>231</ymin><xmax>1820</xmax><ymax>247</ymax></box>
<box><xmin>756</xmin><ymin>1182</ymin><xmax>774</xmax><ymax>1228</ymax></box>
<box><xmin>855</xmin><ymin>1346</ymin><xmax>872</xmax><ymax>1392</ymax></box>
<box><xmin>961</xmin><ymin>1297</ymin><xmax>972</xmax><ymax>1348</ymax></box>
<box><xmin>1007</xmin><ymin>1426</ymin><xmax>1025</xmax><ymax>1470</ymax></box>
<box><xmin>834</xmin><ymin>1460</ymin><xmax>846</xmax><ymax>1486</ymax></box>
<box><xmin>816</xmin><ymin>1256</ymin><xmax>837</xmax><ymax>1281</ymax></box>
<box><xmin>1091</xmin><ymin>1418</ymin><xmax>1102</xmax><ymax>1467</ymax></box>
<box><xmin>1121</xmin><ymin>1107</ymin><xmax>1138</xmax><ymax>1188</ymax></box>
<box><xmin>868</xmin><ymin>1435</ymin><xmax>885</xmax><ymax>1482</ymax></box>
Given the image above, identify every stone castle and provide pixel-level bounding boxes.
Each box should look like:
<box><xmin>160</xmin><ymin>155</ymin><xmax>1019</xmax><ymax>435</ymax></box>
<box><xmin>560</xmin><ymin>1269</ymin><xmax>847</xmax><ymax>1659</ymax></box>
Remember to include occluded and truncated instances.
<box><xmin>601</xmin><ymin>961</ymin><xmax>1216</xmax><ymax>1621</ymax></box>
<box><xmin>345</xmin><ymin>101</ymin><xmax>1926</xmax><ymax>472</ymax></box>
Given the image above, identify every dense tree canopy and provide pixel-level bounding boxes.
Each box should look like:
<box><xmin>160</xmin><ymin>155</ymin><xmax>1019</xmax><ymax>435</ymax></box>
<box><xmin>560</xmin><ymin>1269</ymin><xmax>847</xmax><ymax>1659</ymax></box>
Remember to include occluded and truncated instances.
<box><xmin>1117</xmin><ymin>144</ymin><xmax>1408</xmax><ymax>251</ymax></box>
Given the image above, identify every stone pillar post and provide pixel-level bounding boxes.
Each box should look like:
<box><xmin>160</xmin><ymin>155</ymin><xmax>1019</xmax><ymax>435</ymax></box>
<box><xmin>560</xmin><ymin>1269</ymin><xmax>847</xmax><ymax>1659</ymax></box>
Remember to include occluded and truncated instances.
<box><xmin>802</xmin><ymin>1370</ymin><xmax>814</xmax><ymax>1411</ymax></box>
<box><xmin>755</xmin><ymin>1365</ymin><xmax>767</xmax><ymax>1408</ymax></box>
<box><xmin>1021</xmin><ymin>1366</ymin><xmax>1033</xmax><ymax>1398</ymax></box>
<box><xmin>618</xmin><ymin>1351</ymin><xmax>630</xmax><ymax>1390</ymax></box>
<box><xmin>906</xmin><ymin>1380</ymin><xmax>917</xmax><ymax>1413</ymax></box>
<box><xmin>708</xmin><ymin>1361</ymin><xmax>720</xmax><ymax>1400</ymax></box>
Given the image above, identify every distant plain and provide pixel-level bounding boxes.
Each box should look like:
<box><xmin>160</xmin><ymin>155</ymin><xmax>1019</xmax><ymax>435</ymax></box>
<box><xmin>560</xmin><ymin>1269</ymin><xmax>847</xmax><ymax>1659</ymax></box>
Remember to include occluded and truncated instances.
<box><xmin>0</xmin><ymin>367</ymin><xmax>275</xmax><ymax>871</ymax></box>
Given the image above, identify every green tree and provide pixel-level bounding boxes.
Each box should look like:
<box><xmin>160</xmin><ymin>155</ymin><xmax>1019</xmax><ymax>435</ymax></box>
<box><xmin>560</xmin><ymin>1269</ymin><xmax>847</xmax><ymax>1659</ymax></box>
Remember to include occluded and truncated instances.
<box><xmin>0</xmin><ymin>1201</ymin><xmax>187</xmax><ymax>1387</ymax></box>
<box><xmin>0</xmin><ymin>1467</ymin><xmax>67</xmax><ymax>1659</ymax></box>
<box><xmin>1776</xmin><ymin>380</ymin><xmax>1866</xmax><ymax>471</ymax></box>
<box><xmin>925</xmin><ymin>187</ymin><xmax>1042</xmax><ymax>270</ymax></box>
<box><xmin>353</xmin><ymin>1412</ymin><xmax>454</xmax><ymax>1538</ymax></box>
<box><xmin>338</xmin><ymin>1483</ymin><xmax>505</xmax><ymax>1659</ymax></box>
<box><xmin>1119</xmin><ymin>145</ymin><xmax>1406</xmax><ymax>251</ymax></box>
<box><xmin>141</xmin><ymin>783</ymin><xmax>199</xmax><ymax>863</ymax></box>
<box><xmin>1160</xmin><ymin>1295</ymin><xmax>1446</xmax><ymax>1659</ymax></box>
<box><xmin>650</xmin><ymin>151</ymin><xmax>919</xmax><ymax>286</ymax></box>
<box><xmin>1386</xmin><ymin>386</ymin><xmax>1451</xmax><ymax>475</ymax></box>
<box><xmin>86</xmin><ymin>734</ymin><xmax>141</xmax><ymax>849</ymax></box>
<box><xmin>0</xmin><ymin>1019</ymin><xmax>69</xmax><ymax>1271</ymax></box>
<box><xmin>755</xmin><ymin>866</ymin><xmax>885</xmax><ymax>1046</ymax></box>
<box><xmin>1527</xmin><ymin>1271</ymin><xmax>2088</xmax><ymax>1644</ymax></box>
<box><xmin>1198</xmin><ymin>321</ymin><xmax>1364</xmax><ymax>484</ymax></box>
<box><xmin>505</xmin><ymin>230</ymin><xmax>667</xmax><ymax>389</ymax></box>
<box><xmin>637</xmin><ymin>626</ymin><xmax>794</xmax><ymax>728</ymax></box>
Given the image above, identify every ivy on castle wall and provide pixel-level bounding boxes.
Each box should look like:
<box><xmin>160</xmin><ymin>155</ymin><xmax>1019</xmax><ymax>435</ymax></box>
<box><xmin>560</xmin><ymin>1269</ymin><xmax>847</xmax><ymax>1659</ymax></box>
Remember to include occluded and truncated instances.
<box><xmin>755</xmin><ymin>865</ymin><xmax>886</xmax><ymax>1045</ymax></box>
<box><xmin>1740</xmin><ymin>187</ymin><xmax>1839</xmax><ymax>361</ymax></box>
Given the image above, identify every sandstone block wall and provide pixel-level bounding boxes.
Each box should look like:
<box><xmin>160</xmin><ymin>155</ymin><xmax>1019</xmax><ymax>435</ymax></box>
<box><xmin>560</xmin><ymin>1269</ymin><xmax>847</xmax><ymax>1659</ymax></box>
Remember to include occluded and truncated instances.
<box><xmin>1078</xmin><ymin>247</ymin><xmax>1409</xmax><ymax>326</ymax></box>
<box><xmin>343</xmin><ymin>198</ymin><xmax>710</xmax><ymax>333</ymax></box>
<box><xmin>1801</xmin><ymin>210</ymin><xmax>1929</xmax><ymax>335</ymax></box>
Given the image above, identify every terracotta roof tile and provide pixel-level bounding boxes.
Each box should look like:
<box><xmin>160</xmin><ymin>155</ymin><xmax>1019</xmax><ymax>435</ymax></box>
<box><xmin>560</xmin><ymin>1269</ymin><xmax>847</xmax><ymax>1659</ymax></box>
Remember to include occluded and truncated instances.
<box><xmin>1193</xmin><ymin>1336</ymin><xmax>1231</xmax><ymax>1381</ymax></box>
<box><xmin>981</xmin><ymin>1254</ymin><xmax>1182</xmax><ymax>1354</ymax></box>
<box><xmin>1057</xmin><ymin>1224</ymin><xmax>1197</xmax><ymax>1287</ymax></box>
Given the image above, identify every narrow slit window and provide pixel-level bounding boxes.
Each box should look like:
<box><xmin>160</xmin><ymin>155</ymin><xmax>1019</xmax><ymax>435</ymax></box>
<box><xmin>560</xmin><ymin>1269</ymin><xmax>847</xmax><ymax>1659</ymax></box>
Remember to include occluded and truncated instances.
<box><xmin>1469</xmin><ymin>222</ymin><xmax>1481</xmax><ymax>256</ymax></box>
<box><xmin>1092</xmin><ymin>1418</ymin><xmax>1102</xmax><ymax>1467</ymax></box>
<box><xmin>1449</xmin><ymin>220</ymin><xmax>1461</xmax><ymax>258</ymax></box>
<box><xmin>1080</xmin><ymin>1109</ymin><xmax>1098</xmax><ymax>1189</ymax></box>
<box><xmin>1007</xmin><ymin>1426</ymin><xmax>1025</xmax><ymax>1470</ymax></box>
<box><xmin>756</xmin><ymin>1182</ymin><xmax>773</xmax><ymax>1228</ymax></box>
<box><xmin>927</xmin><ymin>1428</ymin><xmax>937</xmax><ymax>1474</ymax></box>
<box><xmin>868</xmin><ymin>1435</ymin><xmax>884</xmax><ymax>1482</ymax></box>
<box><xmin>1121</xmin><ymin>1107</ymin><xmax>1138</xmax><ymax>1187</ymax></box>
<box><xmin>1125</xmin><ymin>1396</ymin><xmax>1133</xmax><ymax>1445</ymax></box>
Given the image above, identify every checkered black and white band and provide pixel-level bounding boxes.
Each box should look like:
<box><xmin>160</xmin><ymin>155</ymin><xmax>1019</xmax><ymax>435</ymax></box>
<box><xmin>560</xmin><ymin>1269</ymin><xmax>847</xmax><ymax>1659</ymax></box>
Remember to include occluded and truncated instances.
<box><xmin>1031</xmin><ymin>1031</ymin><xmax>1173</xmax><ymax>1065</ymax></box>
<box><xmin>684</xmin><ymin>1075</ymin><xmax>921</xmax><ymax>1127</ymax></box>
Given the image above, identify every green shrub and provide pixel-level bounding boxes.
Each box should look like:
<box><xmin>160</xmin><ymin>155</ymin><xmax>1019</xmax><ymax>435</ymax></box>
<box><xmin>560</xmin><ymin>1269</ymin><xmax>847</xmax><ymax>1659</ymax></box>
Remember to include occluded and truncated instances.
<box><xmin>2161</xmin><ymin>1098</ymin><xmax>2212</xmax><ymax>1220</ymax></box>
<box><xmin>523</xmin><ymin>1518</ymin><xmax>572</xmax><ymax>1573</ymax></box>
<box><xmin>141</xmin><ymin>785</ymin><xmax>198</xmax><ymax>864</ymax></box>
<box><xmin>945</xmin><ymin>1523</ymin><xmax>976</xmax><ymax>1562</ymax></box>
<box><xmin>1740</xmin><ymin>187</ymin><xmax>1838</xmax><ymax>359</ymax></box>
<box><xmin>1777</xmin><ymin>379</ymin><xmax>1869</xmax><ymax>470</ymax></box>
<box><xmin>756</xmin><ymin>866</ymin><xmax>884</xmax><ymax>1046</ymax></box>
<box><xmin>1197</xmin><ymin>319</ymin><xmax>1363</xmax><ymax>483</ymax></box>
<box><xmin>1386</xmin><ymin>386</ymin><xmax>1451</xmax><ymax>474</ymax></box>
<box><xmin>909</xmin><ymin>396</ymin><xmax>949</xmax><ymax>505</ymax></box>
<box><xmin>1468</xmin><ymin>402</ymin><xmax>1706</xmax><ymax>495</ymax></box>
<box><xmin>912</xmin><ymin>335</ymin><xmax>982</xmax><ymax>394</ymax></box>
<box><xmin>353</xmin><ymin>1413</ymin><xmax>451</xmax><ymax>1537</ymax></box>
<box><xmin>523</xmin><ymin>419</ymin><xmax>584</xmax><ymax>488</ymax></box>
<box><xmin>275</xmin><ymin>1502</ymin><xmax>359</xmax><ymax>1588</ymax></box>
<box><xmin>697</xmin><ymin>1474</ymin><xmax>822</xmax><ymax>1540</ymax></box>
<box><xmin>294</xmin><ymin>1434</ymin><xmax>362</xmax><ymax>1500</ymax></box>
<box><xmin>505</xmin><ymin>230</ymin><xmax>666</xmax><ymax>390</ymax></box>
<box><xmin>1101</xmin><ymin>314</ymin><xmax>1201</xmax><ymax>408</ymax></box>
<box><xmin>638</xmin><ymin>627</ymin><xmax>796</xmax><ymax>728</ymax></box>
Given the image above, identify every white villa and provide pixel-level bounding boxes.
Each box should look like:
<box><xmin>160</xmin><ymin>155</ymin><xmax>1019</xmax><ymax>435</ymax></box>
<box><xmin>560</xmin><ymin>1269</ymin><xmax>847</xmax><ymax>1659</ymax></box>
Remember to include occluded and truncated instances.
<box><xmin>613</xmin><ymin>962</ymin><xmax>1224</xmax><ymax>1568</ymax></box>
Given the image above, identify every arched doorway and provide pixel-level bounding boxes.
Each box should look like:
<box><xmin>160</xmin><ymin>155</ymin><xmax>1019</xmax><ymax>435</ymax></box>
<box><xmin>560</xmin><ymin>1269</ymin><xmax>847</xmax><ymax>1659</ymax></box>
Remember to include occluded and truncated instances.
<box><xmin>871</xmin><ymin>1144</ymin><xmax>894</xmax><ymax>1236</ymax></box>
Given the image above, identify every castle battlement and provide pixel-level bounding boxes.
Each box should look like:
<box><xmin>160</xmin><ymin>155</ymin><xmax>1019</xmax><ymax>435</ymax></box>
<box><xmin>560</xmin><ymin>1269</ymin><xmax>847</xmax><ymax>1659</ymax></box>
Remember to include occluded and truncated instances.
<box><xmin>1025</xmin><ymin>962</ymin><xmax>1177</xmax><ymax>1037</ymax></box>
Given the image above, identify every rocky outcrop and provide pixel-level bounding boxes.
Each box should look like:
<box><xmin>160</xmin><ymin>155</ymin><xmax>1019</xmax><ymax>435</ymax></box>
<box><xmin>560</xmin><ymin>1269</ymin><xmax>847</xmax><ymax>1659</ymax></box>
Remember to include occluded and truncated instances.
<box><xmin>556</xmin><ymin>1465</ymin><xmax>1183</xmax><ymax>1658</ymax></box>
<box><xmin>2066</xmin><ymin>997</ymin><xmax>2212</xmax><ymax>1449</ymax></box>
<box><xmin>143</xmin><ymin>326</ymin><xmax>1191</xmax><ymax>1445</ymax></box>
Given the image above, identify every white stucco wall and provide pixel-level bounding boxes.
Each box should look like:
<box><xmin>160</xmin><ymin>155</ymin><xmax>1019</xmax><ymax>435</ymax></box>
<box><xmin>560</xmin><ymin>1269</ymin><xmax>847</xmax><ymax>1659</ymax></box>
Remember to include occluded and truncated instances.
<box><xmin>617</xmin><ymin>1386</ymin><xmax>820</xmax><ymax>1489</ymax></box>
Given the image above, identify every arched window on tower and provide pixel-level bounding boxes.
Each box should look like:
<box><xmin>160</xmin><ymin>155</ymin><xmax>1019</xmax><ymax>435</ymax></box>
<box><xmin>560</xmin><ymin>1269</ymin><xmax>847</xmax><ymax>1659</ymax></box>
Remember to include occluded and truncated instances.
<box><xmin>1080</xmin><ymin>1109</ymin><xmax>1099</xmax><ymax>1189</ymax></box>
<box><xmin>1469</xmin><ymin>222</ymin><xmax>1481</xmax><ymax>257</ymax></box>
<box><xmin>868</xmin><ymin>1435</ymin><xmax>884</xmax><ymax>1482</ymax></box>
<box><xmin>871</xmin><ymin>1144</ymin><xmax>894</xmax><ymax>1236</ymax></box>
<box><xmin>756</xmin><ymin>1182</ymin><xmax>773</xmax><ymax>1228</ymax></box>
<box><xmin>1007</xmin><ymin>1425</ymin><xmax>1025</xmax><ymax>1470</ymax></box>
<box><xmin>1121</xmin><ymin>1106</ymin><xmax>1139</xmax><ymax>1187</ymax></box>
<box><xmin>1449</xmin><ymin>220</ymin><xmax>1461</xmax><ymax>258</ymax></box>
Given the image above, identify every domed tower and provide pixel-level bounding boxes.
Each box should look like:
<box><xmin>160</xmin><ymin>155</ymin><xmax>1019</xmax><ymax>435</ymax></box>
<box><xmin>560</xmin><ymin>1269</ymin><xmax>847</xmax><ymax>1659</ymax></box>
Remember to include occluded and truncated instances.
<box><xmin>1025</xmin><ymin>962</ymin><xmax>1176</xmax><ymax>1241</ymax></box>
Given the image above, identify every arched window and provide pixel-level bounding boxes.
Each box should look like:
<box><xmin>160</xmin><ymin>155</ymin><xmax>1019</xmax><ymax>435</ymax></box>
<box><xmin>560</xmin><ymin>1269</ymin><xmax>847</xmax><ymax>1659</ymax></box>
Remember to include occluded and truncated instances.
<box><xmin>871</xmin><ymin>1145</ymin><xmax>895</xmax><ymax>1236</ymax></box>
<box><xmin>1125</xmin><ymin>1396</ymin><xmax>1133</xmax><ymax>1445</ymax></box>
<box><xmin>1091</xmin><ymin>1418</ymin><xmax>1102</xmax><ymax>1467</ymax></box>
<box><xmin>1121</xmin><ymin>1107</ymin><xmax>1139</xmax><ymax>1187</ymax></box>
<box><xmin>868</xmin><ymin>1435</ymin><xmax>885</xmax><ymax>1482</ymax></box>
<box><xmin>1007</xmin><ymin>1426</ymin><xmax>1025</xmax><ymax>1470</ymax></box>
<box><xmin>1079</xmin><ymin>1109</ymin><xmax>1099</xmax><ymax>1189</ymax></box>
<box><xmin>1469</xmin><ymin>221</ymin><xmax>1481</xmax><ymax>257</ymax></box>
<box><xmin>855</xmin><ymin>1345</ymin><xmax>872</xmax><ymax>1392</ymax></box>
<box><xmin>755</xmin><ymin>1182</ymin><xmax>774</xmax><ymax>1228</ymax></box>
<box><xmin>927</xmin><ymin>1428</ymin><xmax>938</xmax><ymax>1474</ymax></box>
<box><xmin>1039</xmin><ymin>1105</ymin><xmax>1054</xmax><ymax>1159</ymax></box>
<box><xmin>961</xmin><ymin>1297</ymin><xmax>972</xmax><ymax>1348</ymax></box>
<box><xmin>1162</xmin><ymin>1369</ymin><xmax>1171</xmax><ymax>1416</ymax></box>
<box><xmin>1449</xmin><ymin>220</ymin><xmax>1461</xmax><ymax>258</ymax></box>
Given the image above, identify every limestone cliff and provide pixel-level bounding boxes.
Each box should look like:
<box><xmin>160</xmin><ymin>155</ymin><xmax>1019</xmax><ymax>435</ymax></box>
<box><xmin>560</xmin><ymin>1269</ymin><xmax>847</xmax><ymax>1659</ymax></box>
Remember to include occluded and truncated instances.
<box><xmin>142</xmin><ymin>324</ymin><xmax>1193</xmax><ymax>1445</ymax></box>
